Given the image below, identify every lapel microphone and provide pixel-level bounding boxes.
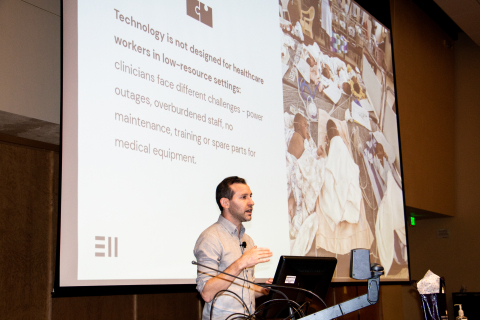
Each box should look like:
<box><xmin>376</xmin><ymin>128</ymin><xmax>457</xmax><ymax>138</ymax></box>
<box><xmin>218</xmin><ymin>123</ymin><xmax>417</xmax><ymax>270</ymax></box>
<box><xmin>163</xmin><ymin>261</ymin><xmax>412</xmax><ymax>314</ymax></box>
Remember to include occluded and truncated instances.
<box><xmin>240</xmin><ymin>241</ymin><xmax>247</xmax><ymax>249</ymax></box>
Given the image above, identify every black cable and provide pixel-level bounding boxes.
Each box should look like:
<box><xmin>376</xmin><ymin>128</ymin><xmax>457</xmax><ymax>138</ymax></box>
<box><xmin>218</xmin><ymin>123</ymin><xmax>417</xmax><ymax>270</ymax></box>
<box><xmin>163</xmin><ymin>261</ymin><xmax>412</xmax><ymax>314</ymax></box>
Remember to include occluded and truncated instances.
<box><xmin>226</xmin><ymin>312</ymin><xmax>250</xmax><ymax>320</ymax></box>
<box><xmin>254</xmin><ymin>299</ymin><xmax>303</xmax><ymax>317</ymax></box>
<box><xmin>196</xmin><ymin>261</ymin><xmax>289</xmax><ymax>320</ymax></box>
<box><xmin>266</xmin><ymin>283</ymin><xmax>328</xmax><ymax>308</ymax></box>
<box><xmin>299</xmin><ymin>301</ymin><xmax>310</xmax><ymax>314</ymax></box>
<box><xmin>193</xmin><ymin>261</ymin><xmax>292</xmax><ymax>303</ymax></box>
<box><xmin>240</xmin><ymin>243</ymin><xmax>245</xmax><ymax>313</ymax></box>
<box><xmin>255</xmin><ymin>298</ymin><xmax>293</xmax><ymax>314</ymax></box>
<box><xmin>193</xmin><ymin>260</ymin><xmax>328</xmax><ymax>318</ymax></box>
<box><xmin>213</xmin><ymin>296</ymin><xmax>305</xmax><ymax>320</ymax></box>
<box><xmin>210</xmin><ymin>289</ymin><xmax>250</xmax><ymax>320</ymax></box>
<box><xmin>239</xmin><ymin>241</ymin><xmax>253</xmax><ymax>315</ymax></box>
<box><xmin>252</xmin><ymin>299</ymin><xmax>306</xmax><ymax>320</ymax></box>
<box><xmin>275</xmin><ymin>302</ymin><xmax>304</xmax><ymax>320</ymax></box>
<box><xmin>253</xmin><ymin>295</ymin><xmax>320</xmax><ymax>319</ymax></box>
<box><xmin>253</xmin><ymin>298</ymin><xmax>305</xmax><ymax>320</ymax></box>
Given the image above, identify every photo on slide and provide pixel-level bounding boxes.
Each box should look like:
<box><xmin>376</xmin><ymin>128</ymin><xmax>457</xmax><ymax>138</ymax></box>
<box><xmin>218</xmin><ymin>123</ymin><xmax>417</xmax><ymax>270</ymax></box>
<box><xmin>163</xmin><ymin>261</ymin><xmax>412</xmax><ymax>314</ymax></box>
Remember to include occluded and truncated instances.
<box><xmin>279</xmin><ymin>0</ymin><xmax>408</xmax><ymax>281</ymax></box>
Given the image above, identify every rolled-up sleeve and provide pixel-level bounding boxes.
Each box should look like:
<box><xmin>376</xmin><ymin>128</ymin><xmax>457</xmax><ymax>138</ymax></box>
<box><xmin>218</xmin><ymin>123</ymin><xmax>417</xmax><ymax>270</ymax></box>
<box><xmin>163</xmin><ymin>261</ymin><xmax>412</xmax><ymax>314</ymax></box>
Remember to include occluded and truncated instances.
<box><xmin>194</xmin><ymin>232</ymin><xmax>222</xmax><ymax>294</ymax></box>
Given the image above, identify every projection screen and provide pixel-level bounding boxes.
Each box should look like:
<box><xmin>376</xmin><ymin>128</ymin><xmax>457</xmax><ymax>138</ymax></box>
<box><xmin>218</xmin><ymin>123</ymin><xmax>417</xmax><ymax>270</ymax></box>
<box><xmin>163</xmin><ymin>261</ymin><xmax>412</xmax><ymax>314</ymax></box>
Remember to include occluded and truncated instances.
<box><xmin>58</xmin><ymin>0</ymin><xmax>409</xmax><ymax>294</ymax></box>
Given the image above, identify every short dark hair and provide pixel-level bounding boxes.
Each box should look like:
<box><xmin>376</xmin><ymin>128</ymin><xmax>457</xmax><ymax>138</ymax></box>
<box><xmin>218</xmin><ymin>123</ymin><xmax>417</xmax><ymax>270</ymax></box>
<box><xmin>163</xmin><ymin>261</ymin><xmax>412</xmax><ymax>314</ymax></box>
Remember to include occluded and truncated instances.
<box><xmin>216</xmin><ymin>176</ymin><xmax>247</xmax><ymax>212</ymax></box>
<box><xmin>353</xmin><ymin>82</ymin><xmax>361</xmax><ymax>94</ymax></box>
<box><xmin>306</xmin><ymin>57</ymin><xmax>315</xmax><ymax>67</ymax></box>
<box><xmin>342</xmin><ymin>82</ymin><xmax>352</xmax><ymax>95</ymax></box>
<box><xmin>293</xmin><ymin>113</ymin><xmax>306</xmax><ymax>132</ymax></box>
<box><xmin>322</xmin><ymin>67</ymin><xmax>331</xmax><ymax>79</ymax></box>
<box><xmin>327</xmin><ymin>119</ymin><xmax>339</xmax><ymax>140</ymax></box>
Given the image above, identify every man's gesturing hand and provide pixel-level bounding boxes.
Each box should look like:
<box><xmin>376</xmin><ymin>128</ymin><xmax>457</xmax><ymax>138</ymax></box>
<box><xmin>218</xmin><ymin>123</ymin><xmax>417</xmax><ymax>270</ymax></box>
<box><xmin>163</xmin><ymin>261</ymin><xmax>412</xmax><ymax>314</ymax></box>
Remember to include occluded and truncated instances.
<box><xmin>239</xmin><ymin>246</ymin><xmax>272</xmax><ymax>269</ymax></box>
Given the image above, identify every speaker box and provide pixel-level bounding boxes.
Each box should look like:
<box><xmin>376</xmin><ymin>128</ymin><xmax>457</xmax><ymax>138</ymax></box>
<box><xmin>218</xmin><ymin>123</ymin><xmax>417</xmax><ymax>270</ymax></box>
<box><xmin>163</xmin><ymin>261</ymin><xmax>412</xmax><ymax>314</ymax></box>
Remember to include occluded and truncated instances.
<box><xmin>350</xmin><ymin>249</ymin><xmax>371</xmax><ymax>280</ymax></box>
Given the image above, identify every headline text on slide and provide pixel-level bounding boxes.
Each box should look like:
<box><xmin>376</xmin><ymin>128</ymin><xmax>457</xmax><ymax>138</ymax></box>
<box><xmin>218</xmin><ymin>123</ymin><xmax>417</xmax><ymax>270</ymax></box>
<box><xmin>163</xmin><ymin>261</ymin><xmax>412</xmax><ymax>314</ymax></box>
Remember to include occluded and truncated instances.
<box><xmin>113</xmin><ymin>8</ymin><xmax>265</xmax><ymax>87</ymax></box>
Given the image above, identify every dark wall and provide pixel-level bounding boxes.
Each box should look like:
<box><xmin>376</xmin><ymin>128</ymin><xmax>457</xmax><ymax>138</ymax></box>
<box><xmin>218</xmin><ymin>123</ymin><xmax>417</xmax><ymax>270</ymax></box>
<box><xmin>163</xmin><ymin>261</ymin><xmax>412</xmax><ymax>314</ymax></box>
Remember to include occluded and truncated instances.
<box><xmin>0</xmin><ymin>142</ymin><xmax>55</xmax><ymax>319</ymax></box>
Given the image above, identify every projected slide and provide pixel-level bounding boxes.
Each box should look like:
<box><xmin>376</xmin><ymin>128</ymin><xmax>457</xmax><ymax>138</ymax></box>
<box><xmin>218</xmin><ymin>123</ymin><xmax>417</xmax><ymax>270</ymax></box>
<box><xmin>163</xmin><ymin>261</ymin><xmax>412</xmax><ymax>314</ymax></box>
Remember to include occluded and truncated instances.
<box><xmin>60</xmin><ymin>0</ymin><xmax>408</xmax><ymax>289</ymax></box>
<box><xmin>61</xmin><ymin>0</ymin><xmax>289</xmax><ymax>286</ymax></box>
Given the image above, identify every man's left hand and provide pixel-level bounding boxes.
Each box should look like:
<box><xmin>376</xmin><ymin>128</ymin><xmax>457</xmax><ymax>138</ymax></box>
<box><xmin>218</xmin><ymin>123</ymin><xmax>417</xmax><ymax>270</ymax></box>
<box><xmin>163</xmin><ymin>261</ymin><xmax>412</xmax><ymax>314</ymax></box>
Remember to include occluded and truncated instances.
<box><xmin>263</xmin><ymin>278</ymin><xmax>273</xmax><ymax>295</ymax></box>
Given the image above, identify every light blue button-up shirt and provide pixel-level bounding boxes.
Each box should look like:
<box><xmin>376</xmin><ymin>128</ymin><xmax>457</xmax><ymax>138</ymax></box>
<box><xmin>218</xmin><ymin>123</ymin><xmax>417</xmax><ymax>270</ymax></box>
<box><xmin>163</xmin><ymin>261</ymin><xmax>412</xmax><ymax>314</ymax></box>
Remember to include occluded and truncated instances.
<box><xmin>194</xmin><ymin>215</ymin><xmax>256</xmax><ymax>320</ymax></box>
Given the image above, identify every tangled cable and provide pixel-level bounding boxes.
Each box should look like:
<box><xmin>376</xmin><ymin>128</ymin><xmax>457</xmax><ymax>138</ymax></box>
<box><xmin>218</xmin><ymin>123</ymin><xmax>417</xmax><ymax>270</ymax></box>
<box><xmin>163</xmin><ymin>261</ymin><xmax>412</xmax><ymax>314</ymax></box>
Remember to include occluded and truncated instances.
<box><xmin>193</xmin><ymin>261</ymin><xmax>328</xmax><ymax>320</ymax></box>
<box><xmin>209</xmin><ymin>283</ymin><xmax>327</xmax><ymax>320</ymax></box>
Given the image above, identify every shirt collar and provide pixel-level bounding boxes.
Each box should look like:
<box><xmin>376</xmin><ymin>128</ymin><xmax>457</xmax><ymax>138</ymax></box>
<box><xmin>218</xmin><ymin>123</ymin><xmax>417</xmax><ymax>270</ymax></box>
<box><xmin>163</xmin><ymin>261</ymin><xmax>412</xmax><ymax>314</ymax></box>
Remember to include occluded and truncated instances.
<box><xmin>217</xmin><ymin>214</ymin><xmax>245</xmax><ymax>239</ymax></box>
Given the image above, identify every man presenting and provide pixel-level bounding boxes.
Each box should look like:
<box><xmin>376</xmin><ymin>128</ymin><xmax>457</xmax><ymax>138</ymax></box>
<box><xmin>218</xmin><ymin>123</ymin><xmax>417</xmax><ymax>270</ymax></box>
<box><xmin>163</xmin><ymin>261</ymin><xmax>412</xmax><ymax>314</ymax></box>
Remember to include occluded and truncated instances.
<box><xmin>194</xmin><ymin>176</ymin><xmax>273</xmax><ymax>320</ymax></box>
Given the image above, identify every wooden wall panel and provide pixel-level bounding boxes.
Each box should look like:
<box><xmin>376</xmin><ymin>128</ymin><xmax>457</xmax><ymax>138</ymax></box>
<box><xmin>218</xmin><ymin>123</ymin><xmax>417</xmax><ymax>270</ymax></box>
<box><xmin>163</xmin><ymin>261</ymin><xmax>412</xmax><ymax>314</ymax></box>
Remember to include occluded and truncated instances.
<box><xmin>359</xmin><ymin>285</ymin><xmax>383</xmax><ymax>320</ymax></box>
<box><xmin>334</xmin><ymin>286</ymin><xmax>362</xmax><ymax>320</ymax></box>
<box><xmin>379</xmin><ymin>285</ymin><xmax>403</xmax><ymax>320</ymax></box>
<box><xmin>52</xmin><ymin>296</ymin><xmax>134</xmax><ymax>320</ymax></box>
<box><xmin>312</xmin><ymin>286</ymin><xmax>367</xmax><ymax>320</ymax></box>
<box><xmin>0</xmin><ymin>142</ymin><xmax>54</xmax><ymax>319</ymax></box>
<box><xmin>136</xmin><ymin>292</ymin><xmax>201</xmax><ymax>319</ymax></box>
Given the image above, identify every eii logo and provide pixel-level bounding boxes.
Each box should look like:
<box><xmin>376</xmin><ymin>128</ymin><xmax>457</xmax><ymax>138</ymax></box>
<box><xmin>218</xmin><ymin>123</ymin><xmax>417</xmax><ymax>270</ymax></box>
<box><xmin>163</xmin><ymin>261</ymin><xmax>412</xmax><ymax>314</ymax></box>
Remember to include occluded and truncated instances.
<box><xmin>95</xmin><ymin>236</ymin><xmax>118</xmax><ymax>257</ymax></box>
<box><xmin>186</xmin><ymin>0</ymin><xmax>212</xmax><ymax>28</ymax></box>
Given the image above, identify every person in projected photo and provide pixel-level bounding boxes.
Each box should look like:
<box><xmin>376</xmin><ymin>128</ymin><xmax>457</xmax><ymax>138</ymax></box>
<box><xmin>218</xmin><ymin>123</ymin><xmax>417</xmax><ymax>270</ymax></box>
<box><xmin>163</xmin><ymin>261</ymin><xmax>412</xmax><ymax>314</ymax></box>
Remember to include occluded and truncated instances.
<box><xmin>194</xmin><ymin>176</ymin><xmax>273</xmax><ymax>320</ymax></box>
<box><xmin>318</xmin><ymin>120</ymin><xmax>362</xmax><ymax>229</ymax></box>
<box><xmin>285</xmin><ymin>113</ymin><xmax>373</xmax><ymax>257</ymax></box>
<box><xmin>286</xmin><ymin>113</ymin><xmax>324</xmax><ymax>254</ymax></box>
<box><xmin>288</xmin><ymin>113</ymin><xmax>325</xmax><ymax>160</ymax></box>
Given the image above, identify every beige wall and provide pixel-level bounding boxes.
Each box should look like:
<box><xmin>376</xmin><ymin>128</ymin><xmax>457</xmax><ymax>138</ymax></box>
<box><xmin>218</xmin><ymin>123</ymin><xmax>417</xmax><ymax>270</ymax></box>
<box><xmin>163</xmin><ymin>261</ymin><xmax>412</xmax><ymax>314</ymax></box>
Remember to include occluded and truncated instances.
<box><xmin>0</xmin><ymin>0</ymin><xmax>60</xmax><ymax>124</ymax></box>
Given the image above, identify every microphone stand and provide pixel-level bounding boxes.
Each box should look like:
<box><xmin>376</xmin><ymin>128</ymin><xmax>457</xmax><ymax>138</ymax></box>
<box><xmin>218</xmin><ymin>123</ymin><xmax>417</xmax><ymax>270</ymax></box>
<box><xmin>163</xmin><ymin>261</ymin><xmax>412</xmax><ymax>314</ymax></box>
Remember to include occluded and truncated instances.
<box><xmin>192</xmin><ymin>261</ymin><xmax>298</xmax><ymax>319</ymax></box>
<box><xmin>300</xmin><ymin>264</ymin><xmax>384</xmax><ymax>320</ymax></box>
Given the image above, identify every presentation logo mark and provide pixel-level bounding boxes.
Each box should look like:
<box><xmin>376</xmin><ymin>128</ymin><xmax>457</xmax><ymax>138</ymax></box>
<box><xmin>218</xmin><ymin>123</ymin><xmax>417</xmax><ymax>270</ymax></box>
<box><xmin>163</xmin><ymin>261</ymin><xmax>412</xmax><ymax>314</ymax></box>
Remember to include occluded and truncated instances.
<box><xmin>186</xmin><ymin>0</ymin><xmax>212</xmax><ymax>28</ymax></box>
<box><xmin>94</xmin><ymin>236</ymin><xmax>118</xmax><ymax>257</ymax></box>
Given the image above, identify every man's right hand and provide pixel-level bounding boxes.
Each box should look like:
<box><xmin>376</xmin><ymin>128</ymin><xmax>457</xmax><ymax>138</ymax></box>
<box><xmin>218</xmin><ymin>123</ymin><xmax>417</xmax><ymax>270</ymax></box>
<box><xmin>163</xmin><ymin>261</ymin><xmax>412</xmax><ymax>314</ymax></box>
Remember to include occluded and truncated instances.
<box><xmin>239</xmin><ymin>246</ymin><xmax>272</xmax><ymax>269</ymax></box>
